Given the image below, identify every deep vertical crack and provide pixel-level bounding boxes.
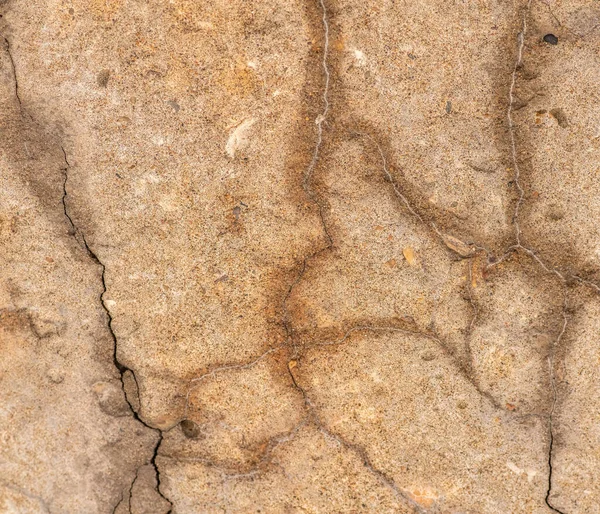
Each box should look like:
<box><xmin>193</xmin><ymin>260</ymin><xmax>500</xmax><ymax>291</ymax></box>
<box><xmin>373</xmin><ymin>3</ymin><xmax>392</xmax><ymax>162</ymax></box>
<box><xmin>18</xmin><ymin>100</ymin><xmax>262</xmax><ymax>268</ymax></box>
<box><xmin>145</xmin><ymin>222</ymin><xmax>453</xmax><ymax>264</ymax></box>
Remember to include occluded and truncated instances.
<box><xmin>544</xmin><ymin>291</ymin><xmax>568</xmax><ymax>514</ymax></box>
<box><xmin>3</xmin><ymin>34</ymin><xmax>171</xmax><ymax>510</ymax></box>
<box><xmin>61</xmin><ymin>149</ymin><xmax>172</xmax><ymax>512</ymax></box>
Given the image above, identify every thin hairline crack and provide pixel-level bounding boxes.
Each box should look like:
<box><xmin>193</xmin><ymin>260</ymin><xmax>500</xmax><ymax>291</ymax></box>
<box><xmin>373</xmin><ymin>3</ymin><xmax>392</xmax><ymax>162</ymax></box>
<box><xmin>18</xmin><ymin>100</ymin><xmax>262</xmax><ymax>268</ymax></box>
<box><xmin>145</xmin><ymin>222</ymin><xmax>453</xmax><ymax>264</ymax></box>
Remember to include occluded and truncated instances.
<box><xmin>178</xmin><ymin>1</ymin><xmax>424</xmax><ymax>509</ymax></box>
<box><xmin>3</xmin><ymin>1</ymin><xmax>595</xmax><ymax>511</ymax></box>
<box><xmin>507</xmin><ymin>3</ymin><xmax>567</xmax><ymax>512</ymax></box>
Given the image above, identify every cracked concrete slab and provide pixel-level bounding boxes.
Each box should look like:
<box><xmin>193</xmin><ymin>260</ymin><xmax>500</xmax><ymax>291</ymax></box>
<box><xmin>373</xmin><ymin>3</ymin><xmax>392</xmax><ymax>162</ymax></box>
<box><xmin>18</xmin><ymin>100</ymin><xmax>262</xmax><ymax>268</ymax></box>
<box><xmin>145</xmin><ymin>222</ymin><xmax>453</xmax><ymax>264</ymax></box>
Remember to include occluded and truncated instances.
<box><xmin>294</xmin><ymin>329</ymin><xmax>550</xmax><ymax>512</ymax></box>
<box><xmin>2</xmin><ymin>0</ymin><xmax>600</xmax><ymax>512</ymax></box>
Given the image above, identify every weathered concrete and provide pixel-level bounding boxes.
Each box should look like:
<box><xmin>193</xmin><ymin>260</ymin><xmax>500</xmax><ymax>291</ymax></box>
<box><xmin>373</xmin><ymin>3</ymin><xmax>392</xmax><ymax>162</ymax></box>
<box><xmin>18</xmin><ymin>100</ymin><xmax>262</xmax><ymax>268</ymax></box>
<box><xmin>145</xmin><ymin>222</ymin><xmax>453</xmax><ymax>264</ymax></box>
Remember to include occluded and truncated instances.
<box><xmin>2</xmin><ymin>0</ymin><xmax>600</xmax><ymax>512</ymax></box>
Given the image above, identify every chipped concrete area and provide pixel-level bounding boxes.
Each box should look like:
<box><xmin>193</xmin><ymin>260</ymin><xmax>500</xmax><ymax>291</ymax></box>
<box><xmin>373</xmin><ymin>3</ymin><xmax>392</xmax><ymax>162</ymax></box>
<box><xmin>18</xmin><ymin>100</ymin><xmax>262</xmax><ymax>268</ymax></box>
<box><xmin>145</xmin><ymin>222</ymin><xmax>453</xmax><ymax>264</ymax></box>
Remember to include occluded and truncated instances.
<box><xmin>1</xmin><ymin>0</ymin><xmax>600</xmax><ymax>512</ymax></box>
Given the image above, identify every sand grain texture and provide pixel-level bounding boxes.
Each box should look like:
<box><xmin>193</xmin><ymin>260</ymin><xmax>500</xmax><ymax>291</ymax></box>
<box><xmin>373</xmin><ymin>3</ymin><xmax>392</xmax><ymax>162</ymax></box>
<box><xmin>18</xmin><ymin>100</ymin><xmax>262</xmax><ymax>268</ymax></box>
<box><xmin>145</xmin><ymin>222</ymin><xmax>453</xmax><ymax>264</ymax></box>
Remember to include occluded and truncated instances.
<box><xmin>1</xmin><ymin>0</ymin><xmax>599</xmax><ymax>512</ymax></box>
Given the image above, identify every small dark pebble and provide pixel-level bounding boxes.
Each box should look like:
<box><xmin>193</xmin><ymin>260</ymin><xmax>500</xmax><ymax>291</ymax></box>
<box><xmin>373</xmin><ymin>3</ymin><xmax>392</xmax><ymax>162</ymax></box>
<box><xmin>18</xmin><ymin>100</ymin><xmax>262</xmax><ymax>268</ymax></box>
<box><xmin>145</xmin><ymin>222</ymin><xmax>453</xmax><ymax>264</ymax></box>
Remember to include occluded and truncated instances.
<box><xmin>167</xmin><ymin>99</ymin><xmax>180</xmax><ymax>112</ymax></box>
<box><xmin>543</xmin><ymin>34</ymin><xmax>558</xmax><ymax>45</ymax></box>
<box><xmin>180</xmin><ymin>419</ymin><xmax>202</xmax><ymax>439</ymax></box>
<box><xmin>445</xmin><ymin>100</ymin><xmax>452</xmax><ymax>114</ymax></box>
<box><xmin>97</xmin><ymin>69</ymin><xmax>110</xmax><ymax>87</ymax></box>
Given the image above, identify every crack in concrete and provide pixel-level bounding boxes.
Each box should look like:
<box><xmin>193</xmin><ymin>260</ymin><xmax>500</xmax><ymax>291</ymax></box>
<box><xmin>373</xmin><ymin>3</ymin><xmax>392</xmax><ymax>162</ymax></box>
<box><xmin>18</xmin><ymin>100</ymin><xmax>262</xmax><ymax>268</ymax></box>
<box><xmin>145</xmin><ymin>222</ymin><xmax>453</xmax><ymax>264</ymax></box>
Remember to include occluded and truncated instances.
<box><xmin>282</xmin><ymin>0</ymin><xmax>334</xmax><ymax>355</ymax></box>
<box><xmin>302</xmin><ymin>0</ymin><xmax>331</xmax><ymax>220</ymax></box>
<box><xmin>3</xmin><ymin>2</ymin><xmax>597</xmax><ymax>510</ymax></box>
<box><xmin>280</xmin><ymin>5</ymin><xmax>424</xmax><ymax>506</ymax></box>
<box><xmin>506</xmin><ymin>4</ymin><xmax>568</xmax><ymax>511</ymax></box>
<box><xmin>2</xmin><ymin>34</ymin><xmax>169</xmax><ymax>513</ymax></box>
<box><xmin>544</xmin><ymin>290</ymin><xmax>568</xmax><ymax>514</ymax></box>
<box><xmin>177</xmin><ymin>1</ymin><xmax>553</xmax><ymax>507</ymax></box>
<box><xmin>61</xmin><ymin>149</ymin><xmax>173</xmax><ymax>513</ymax></box>
<box><xmin>170</xmin><ymin>2</ymin><xmax>425</xmax><ymax>509</ymax></box>
<box><xmin>110</xmin><ymin>464</ymin><xmax>138</xmax><ymax>514</ymax></box>
<box><xmin>286</xmin><ymin>365</ymin><xmax>424</xmax><ymax>513</ymax></box>
<box><xmin>111</xmin><ymin>490</ymin><xmax>124</xmax><ymax>514</ymax></box>
<box><xmin>220</xmin><ymin>416</ymin><xmax>311</xmax><ymax>481</ymax></box>
<box><xmin>1</xmin><ymin>36</ymin><xmax>172</xmax><ymax>512</ymax></box>
<box><xmin>126</xmin><ymin>467</ymin><xmax>139</xmax><ymax>514</ymax></box>
<box><xmin>159</xmin><ymin>0</ymin><xmax>337</xmax><ymax>497</ymax></box>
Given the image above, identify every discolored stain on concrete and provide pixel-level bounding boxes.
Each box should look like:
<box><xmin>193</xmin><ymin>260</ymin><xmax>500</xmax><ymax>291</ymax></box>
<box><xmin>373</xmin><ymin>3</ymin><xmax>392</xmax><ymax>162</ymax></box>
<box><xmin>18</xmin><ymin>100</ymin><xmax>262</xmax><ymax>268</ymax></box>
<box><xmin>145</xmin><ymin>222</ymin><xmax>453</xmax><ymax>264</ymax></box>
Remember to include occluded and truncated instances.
<box><xmin>1</xmin><ymin>0</ymin><xmax>600</xmax><ymax>512</ymax></box>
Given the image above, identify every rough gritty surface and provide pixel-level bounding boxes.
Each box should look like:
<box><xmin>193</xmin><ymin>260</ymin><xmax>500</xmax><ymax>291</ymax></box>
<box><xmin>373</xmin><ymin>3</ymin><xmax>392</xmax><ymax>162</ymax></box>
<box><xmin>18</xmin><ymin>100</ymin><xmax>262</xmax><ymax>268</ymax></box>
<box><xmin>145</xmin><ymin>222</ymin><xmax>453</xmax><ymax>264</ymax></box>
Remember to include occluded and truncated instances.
<box><xmin>1</xmin><ymin>0</ymin><xmax>600</xmax><ymax>512</ymax></box>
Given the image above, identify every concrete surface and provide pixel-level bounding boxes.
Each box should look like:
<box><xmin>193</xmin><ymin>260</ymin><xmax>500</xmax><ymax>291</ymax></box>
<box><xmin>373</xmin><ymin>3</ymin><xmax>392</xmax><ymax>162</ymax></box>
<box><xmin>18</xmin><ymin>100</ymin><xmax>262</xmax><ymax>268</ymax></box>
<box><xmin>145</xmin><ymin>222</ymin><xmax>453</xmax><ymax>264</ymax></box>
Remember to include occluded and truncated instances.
<box><xmin>1</xmin><ymin>0</ymin><xmax>599</xmax><ymax>512</ymax></box>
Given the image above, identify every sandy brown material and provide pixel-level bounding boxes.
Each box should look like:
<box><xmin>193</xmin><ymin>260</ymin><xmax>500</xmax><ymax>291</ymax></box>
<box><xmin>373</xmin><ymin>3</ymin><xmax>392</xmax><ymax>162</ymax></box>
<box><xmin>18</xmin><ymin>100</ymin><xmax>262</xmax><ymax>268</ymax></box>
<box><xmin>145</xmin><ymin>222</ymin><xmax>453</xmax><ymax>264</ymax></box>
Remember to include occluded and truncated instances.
<box><xmin>1</xmin><ymin>0</ymin><xmax>599</xmax><ymax>512</ymax></box>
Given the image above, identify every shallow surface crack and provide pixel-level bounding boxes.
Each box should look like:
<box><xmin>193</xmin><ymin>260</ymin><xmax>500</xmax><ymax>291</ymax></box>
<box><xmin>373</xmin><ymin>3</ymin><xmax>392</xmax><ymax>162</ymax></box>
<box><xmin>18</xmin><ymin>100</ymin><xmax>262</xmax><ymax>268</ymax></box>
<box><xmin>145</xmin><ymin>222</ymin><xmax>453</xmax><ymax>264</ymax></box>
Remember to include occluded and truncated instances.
<box><xmin>506</xmin><ymin>5</ymin><xmax>569</xmax><ymax>510</ymax></box>
<box><xmin>283</xmin><ymin>0</ymin><xmax>333</xmax><ymax>354</ymax></box>
<box><xmin>2</xmin><ymin>36</ymin><xmax>22</xmax><ymax>110</ymax></box>
<box><xmin>286</xmin><ymin>365</ymin><xmax>423</xmax><ymax>513</ymax></box>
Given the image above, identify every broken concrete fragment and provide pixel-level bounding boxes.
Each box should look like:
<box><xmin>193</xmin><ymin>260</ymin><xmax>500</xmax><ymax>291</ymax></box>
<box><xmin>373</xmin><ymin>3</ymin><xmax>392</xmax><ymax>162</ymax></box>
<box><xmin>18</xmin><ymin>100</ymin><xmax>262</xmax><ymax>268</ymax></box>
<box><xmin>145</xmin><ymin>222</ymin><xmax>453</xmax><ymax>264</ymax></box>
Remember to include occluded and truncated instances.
<box><xmin>441</xmin><ymin>233</ymin><xmax>476</xmax><ymax>257</ymax></box>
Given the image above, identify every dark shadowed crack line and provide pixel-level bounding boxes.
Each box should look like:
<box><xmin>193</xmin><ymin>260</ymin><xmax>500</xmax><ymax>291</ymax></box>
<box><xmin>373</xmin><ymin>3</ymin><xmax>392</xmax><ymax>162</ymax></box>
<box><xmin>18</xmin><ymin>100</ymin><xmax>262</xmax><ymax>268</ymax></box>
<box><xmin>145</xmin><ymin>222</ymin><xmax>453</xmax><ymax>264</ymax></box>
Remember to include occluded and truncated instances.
<box><xmin>111</xmin><ymin>490</ymin><xmax>124</xmax><ymax>514</ymax></box>
<box><xmin>61</xmin><ymin>149</ymin><xmax>172</xmax><ymax>513</ymax></box>
<box><xmin>111</xmin><ymin>466</ymin><xmax>139</xmax><ymax>514</ymax></box>
<box><xmin>545</xmin><ymin>290</ymin><xmax>568</xmax><ymax>514</ymax></box>
<box><xmin>126</xmin><ymin>467</ymin><xmax>139</xmax><ymax>514</ymax></box>
<box><xmin>2</xmin><ymin>37</ymin><xmax>22</xmax><ymax>110</ymax></box>
<box><xmin>2</xmin><ymin>33</ymin><xmax>172</xmax><ymax>511</ymax></box>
